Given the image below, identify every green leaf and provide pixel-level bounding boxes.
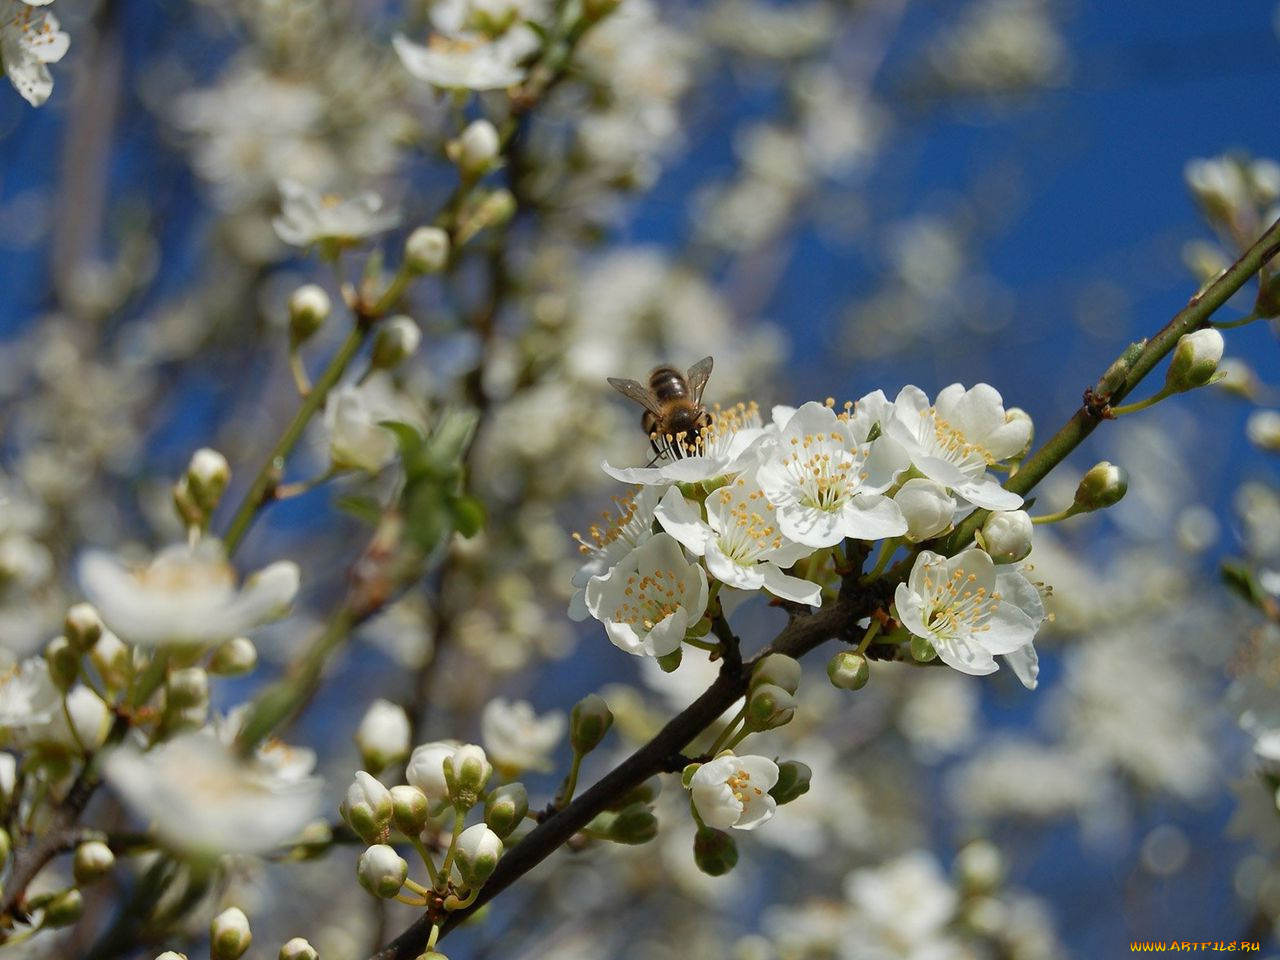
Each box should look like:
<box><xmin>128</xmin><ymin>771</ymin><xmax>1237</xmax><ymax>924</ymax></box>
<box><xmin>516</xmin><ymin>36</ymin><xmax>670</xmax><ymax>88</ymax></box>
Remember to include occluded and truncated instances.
<box><xmin>449</xmin><ymin>494</ymin><xmax>486</xmax><ymax>538</ymax></box>
<box><xmin>334</xmin><ymin>494</ymin><xmax>383</xmax><ymax>526</ymax></box>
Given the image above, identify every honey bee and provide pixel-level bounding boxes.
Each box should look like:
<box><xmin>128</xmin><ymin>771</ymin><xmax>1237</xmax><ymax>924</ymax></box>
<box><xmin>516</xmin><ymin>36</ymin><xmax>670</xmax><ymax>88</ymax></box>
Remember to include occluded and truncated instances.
<box><xmin>608</xmin><ymin>356</ymin><xmax>714</xmax><ymax>458</ymax></box>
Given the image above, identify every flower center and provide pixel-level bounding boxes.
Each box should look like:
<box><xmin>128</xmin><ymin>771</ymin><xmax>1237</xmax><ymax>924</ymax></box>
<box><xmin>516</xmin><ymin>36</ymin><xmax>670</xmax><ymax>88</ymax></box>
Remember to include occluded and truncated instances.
<box><xmin>574</xmin><ymin>490</ymin><xmax>645</xmax><ymax>555</ymax></box>
<box><xmin>137</xmin><ymin>556</ymin><xmax>235</xmax><ymax>593</ymax></box>
<box><xmin>780</xmin><ymin>431</ymin><xmax>867</xmax><ymax>510</ymax></box>
<box><xmin>931</xmin><ymin>412</ymin><xmax>995</xmax><ymax>468</ymax></box>
<box><xmin>922</xmin><ymin>566</ymin><xmax>1001</xmax><ymax>640</ymax></box>
<box><xmin>716</xmin><ymin>481</ymin><xmax>782</xmax><ymax>563</ymax></box>
<box><xmin>612</xmin><ymin>568</ymin><xmax>683</xmax><ymax>631</ymax></box>
<box><xmin>726</xmin><ymin>768</ymin><xmax>764</xmax><ymax>807</ymax></box>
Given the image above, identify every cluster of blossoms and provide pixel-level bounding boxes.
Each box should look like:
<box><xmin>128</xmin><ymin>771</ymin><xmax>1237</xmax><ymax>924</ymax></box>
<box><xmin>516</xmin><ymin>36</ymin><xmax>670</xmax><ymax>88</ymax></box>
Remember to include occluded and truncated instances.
<box><xmin>576</xmin><ymin>382</ymin><xmax>1048</xmax><ymax>684</ymax></box>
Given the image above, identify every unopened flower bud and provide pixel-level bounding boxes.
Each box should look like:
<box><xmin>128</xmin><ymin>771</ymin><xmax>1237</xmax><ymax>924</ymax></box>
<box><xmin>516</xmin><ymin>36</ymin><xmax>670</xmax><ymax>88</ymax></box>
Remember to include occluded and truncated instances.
<box><xmin>44</xmin><ymin>888</ymin><xmax>84</xmax><ymax>928</ymax></box>
<box><xmin>692</xmin><ymin>826</ymin><xmax>738</xmax><ymax>877</ymax></box>
<box><xmin>955</xmin><ymin>839</ymin><xmax>1004</xmax><ymax>894</ymax></box>
<box><xmin>751</xmin><ymin>653</ymin><xmax>801</xmax><ymax>696</ymax></box>
<box><xmin>187</xmin><ymin>448</ymin><xmax>231</xmax><ymax>514</ymax></box>
<box><xmin>65</xmin><ymin>687</ymin><xmax>111</xmax><ymax>750</ymax></box>
<box><xmin>279</xmin><ymin>938</ymin><xmax>319</xmax><ymax>960</ymax></box>
<box><xmin>454</xmin><ymin>823</ymin><xmax>503</xmax><ymax>885</ymax></box>
<box><xmin>405</xmin><ymin>226</ymin><xmax>450</xmax><ymax>273</ymax></box>
<box><xmin>910</xmin><ymin>634</ymin><xmax>937</xmax><ymax>663</ymax></box>
<box><xmin>451</xmin><ymin>119</ymin><xmax>501</xmax><ymax>178</ymax></box>
<box><xmin>894</xmin><ymin>478</ymin><xmax>955</xmax><ymax>542</ymax></box>
<box><xmin>769</xmin><ymin>760</ymin><xmax>812</xmax><ymax>806</ymax></box>
<box><xmin>64</xmin><ymin>603</ymin><xmax>102</xmax><ymax>651</ymax></box>
<box><xmin>210</xmin><ymin>907</ymin><xmax>252</xmax><ymax>960</ymax></box>
<box><xmin>1073</xmin><ymin>461</ymin><xmax>1129</xmax><ymax>512</ymax></box>
<box><xmin>1165</xmin><ymin>328</ymin><xmax>1224</xmax><ymax>393</ymax></box>
<box><xmin>744</xmin><ymin>682</ymin><xmax>795</xmax><ymax>731</ymax></box>
<box><xmin>355</xmin><ymin>699</ymin><xmax>411</xmax><ymax>773</ymax></box>
<box><xmin>73</xmin><ymin>840</ymin><xmax>115</xmax><ymax>885</ymax></box>
<box><xmin>981</xmin><ymin>510</ymin><xmax>1034</xmax><ymax>564</ymax></box>
<box><xmin>0</xmin><ymin>753</ymin><xmax>14</xmax><ymax>811</ymax></box>
<box><xmin>90</xmin><ymin>630</ymin><xmax>130</xmax><ymax>691</ymax></box>
<box><xmin>609</xmin><ymin>803</ymin><xmax>658</xmax><ymax>845</ymax></box>
<box><xmin>827</xmin><ymin>650</ymin><xmax>870</xmax><ymax>690</ymax></box>
<box><xmin>370</xmin><ymin>316</ymin><xmax>421</xmax><ymax>371</ymax></box>
<box><xmin>607</xmin><ymin>777</ymin><xmax>659</xmax><ymax>811</ymax></box>
<box><xmin>458</xmin><ymin>189</ymin><xmax>516</xmax><ymax>244</ymax></box>
<box><xmin>45</xmin><ymin>636</ymin><xmax>78</xmax><ymax>692</ymax></box>
<box><xmin>357</xmin><ymin>844</ymin><xmax>407</xmax><ymax>898</ymax></box>
<box><xmin>166</xmin><ymin>667</ymin><xmax>209</xmax><ymax>711</ymax></box>
<box><xmin>390</xmin><ymin>784</ymin><xmax>430</xmax><ymax>837</ymax></box>
<box><xmin>445</xmin><ymin>744</ymin><xmax>493</xmax><ymax>808</ymax></box>
<box><xmin>570</xmin><ymin>694</ymin><xmax>613</xmax><ymax>755</ymax></box>
<box><xmin>155</xmin><ymin>954</ymin><xmax>189</xmax><ymax>960</ymax></box>
<box><xmin>209</xmin><ymin>637</ymin><xmax>257</xmax><ymax>676</ymax></box>
<box><xmin>288</xmin><ymin>284</ymin><xmax>331</xmax><ymax>344</ymax></box>
<box><xmin>0</xmin><ymin>826</ymin><xmax>10</xmax><ymax>864</ymax></box>
<box><xmin>342</xmin><ymin>771</ymin><xmax>393</xmax><ymax>844</ymax></box>
<box><xmin>485</xmin><ymin>782</ymin><xmax>528</xmax><ymax>840</ymax></box>
<box><xmin>406</xmin><ymin>741</ymin><xmax>457</xmax><ymax>805</ymax></box>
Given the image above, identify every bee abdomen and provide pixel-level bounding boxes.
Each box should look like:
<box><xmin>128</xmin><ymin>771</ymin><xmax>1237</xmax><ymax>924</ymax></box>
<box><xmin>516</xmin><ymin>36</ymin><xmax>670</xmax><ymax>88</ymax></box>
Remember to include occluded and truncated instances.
<box><xmin>648</xmin><ymin>366</ymin><xmax>689</xmax><ymax>401</ymax></box>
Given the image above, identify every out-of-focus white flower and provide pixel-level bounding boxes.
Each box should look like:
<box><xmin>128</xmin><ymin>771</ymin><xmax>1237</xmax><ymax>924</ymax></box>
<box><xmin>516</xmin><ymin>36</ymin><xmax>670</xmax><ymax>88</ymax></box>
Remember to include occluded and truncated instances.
<box><xmin>0</xmin><ymin>652</ymin><xmax>59</xmax><ymax>739</ymax></box>
<box><xmin>569</xmin><ymin>485</ymin><xmax>663</xmax><ymax>621</ymax></box>
<box><xmin>895</xmin><ymin>548</ymin><xmax>1043</xmax><ymax>683</ymax></box>
<box><xmin>888</xmin><ymin>383</ymin><xmax>1029</xmax><ymax>510</ymax></box>
<box><xmin>603</xmin><ymin>402</ymin><xmax>766</xmax><ymax>486</ymax></box>
<box><xmin>689</xmin><ymin>753</ymin><xmax>779</xmax><ymax>831</ymax></box>
<box><xmin>655</xmin><ymin>480</ymin><xmax>821</xmax><ymax>604</ymax></box>
<box><xmin>322</xmin><ymin>375</ymin><xmax>422</xmax><ymax>473</ymax></box>
<box><xmin>355</xmin><ymin>699</ymin><xmax>411</xmax><ymax>771</ymax></box>
<box><xmin>103</xmin><ymin>729</ymin><xmax>324</xmax><ymax>856</ymax></box>
<box><xmin>480</xmin><ymin>698</ymin><xmax>564</xmax><ymax>773</ymax></box>
<box><xmin>1186</xmin><ymin>156</ymin><xmax>1251</xmax><ymax>218</ymax></box>
<box><xmin>844</xmin><ymin>851</ymin><xmax>958</xmax><ymax>952</ymax></box>
<box><xmin>1247</xmin><ymin>409</ymin><xmax>1280</xmax><ymax>452</ymax></box>
<box><xmin>583</xmin><ymin>532</ymin><xmax>708</xmax><ymax>658</ymax></box>
<box><xmin>755</xmin><ymin>401</ymin><xmax>908</xmax><ymax>548</ymax></box>
<box><xmin>272</xmin><ymin>180</ymin><xmax>400</xmax><ymax>248</ymax></box>
<box><xmin>1</xmin><ymin>0</ymin><xmax>69</xmax><ymax>106</ymax></box>
<box><xmin>392</xmin><ymin>28</ymin><xmax>536</xmax><ymax>91</ymax></box>
<box><xmin>78</xmin><ymin>541</ymin><xmax>300</xmax><ymax>647</ymax></box>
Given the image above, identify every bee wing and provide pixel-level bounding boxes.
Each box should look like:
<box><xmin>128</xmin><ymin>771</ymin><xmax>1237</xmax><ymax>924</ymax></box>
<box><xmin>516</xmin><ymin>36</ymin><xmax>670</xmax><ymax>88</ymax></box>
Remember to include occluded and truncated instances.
<box><xmin>685</xmin><ymin>356</ymin><xmax>714</xmax><ymax>404</ymax></box>
<box><xmin>608</xmin><ymin>377</ymin><xmax>665</xmax><ymax>417</ymax></box>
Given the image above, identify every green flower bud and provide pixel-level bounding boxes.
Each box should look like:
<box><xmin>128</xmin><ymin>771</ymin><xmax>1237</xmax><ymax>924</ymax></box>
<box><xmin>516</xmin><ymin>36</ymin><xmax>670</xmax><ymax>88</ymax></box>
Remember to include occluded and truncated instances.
<box><xmin>72</xmin><ymin>840</ymin><xmax>115</xmax><ymax>885</ymax></box>
<box><xmin>692</xmin><ymin>826</ymin><xmax>738</xmax><ymax>877</ymax></box>
<box><xmin>279</xmin><ymin>938</ymin><xmax>319</xmax><ymax>960</ymax></box>
<box><xmin>450</xmin><ymin>119</ymin><xmax>501</xmax><ymax>179</ymax></box>
<box><xmin>445</xmin><ymin>745</ymin><xmax>493</xmax><ymax>809</ymax></box>
<box><xmin>405</xmin><ymin>226</ymin><xmax>450</xmax><ymax>274</ymax></box>
<box><xmin>166</xmin><ymin>667</ymin><xmax>209</xmax><ymax>712</ymax></box>
<box><xmin>186</xmin><ymin>448</ymin><xmax>231</xmax><ymax>515</ymax></box>
<box><xmin>90</xmin><ymin>629</ymin><xmax>130</xmax><ymax>691</ymax></box>
<box><xmin>1073</xmin><ymin>461</ymin><xmax>1129</xmax><ymax>512</ymax></box>
<box><xmin>208</xmin><ymin>637</ymin><xmax>258</xmax><ymax>677</ymax></box>
<box><xmin>390</xmin><ymin>784</ymin><xmax>430</xmax><ymax>837</ymax></box>
<box><xmin>44</xmin><ymin>888</ymin><xmax>84</xmax><ymax>928</ymax></box>
<box><xmin>751</xmin><ymin>653</ymin><xmax>801</xmax><ymax>696</ymax></box>
<box><xmin>0</xmin><ymin>826</ymin><xmax>10</xmax><ymax>864</ymax></box>
<box><xmin>955</xmin><ymin>839</ymin><xmax>1004</xmax><ymax>895</ymax></box>
<box><xmin>606</xmin><ymin>777</ymin><xmax>660</xmax><ymax>811</ymax></box>
<box><xmin>910</xmin><ymin>635</ymin><xmax>937</xmax><ymax>663</ymax></box>
<box><xmin>570</xmin><ymin>694</ymin><xmax>614</xmax><ymax>755</ymax></box>
<box><xmin>769</xmin><ymin>761</ymin><xmax>812</xmax><ymax>806</ymax></box>
<box><xmin>64</xmin><ymin>603</ymin><xmax>102</xmax><ymax>651</ymax></box>
<box><xmin>342</xmin><ymin>772</ymin><xmax>394</xmax><ymax>844</ymax></box>
<box><xmin>210</xmin><ymin>907</ymin><xmax>252</xmax><ymax>960</ymax></box>
<box><xmin>827</xmin><ymin>651</ymin><xmax>870</xmax><ymax>690</ymax></box>
<box><xmin>370</xmin><ymin>315</ymin><xmax>421</xmax><ymax>371</ymax></box>
<box><xmin>288</xmin><ymin>284</ymin><xmax>331</xmax><ymax>345</ymax></box>
<box><xmin>485</xmin><ymin>782</ymin><xmax>529</xmax><ymax>840</ymax></box>
<box><xmin>454</xmin><ymin>824</ymin><xmax>503</xmax><ymax>885</ymax></box>
<box><xmin>1165</xmin><ymin>328</ymin><xmax>1224</xmax><ymax>393</ymax></box>
<box><xmin>45</xmin><ymin>635</ymin><xmax>78</xmax><ymax>692</ymax></box>
<box><xmin>744</xmin><ymin>682</ymin><xmax>796</xmax><ymax>731</ymax></box>
<box><xmin>980</xmin><ymin>510</ymin><xmax>1034</xmax><ymax>564</ymax></box>
<box><xmin>357</xmin><ymin>844</ymin><xmax>407</xmax><ymax>899</ymax></box>
<box><xmin>608</xmin><ymin>803</ymin><xmax>658</xmax><ymax>845</ymax></box>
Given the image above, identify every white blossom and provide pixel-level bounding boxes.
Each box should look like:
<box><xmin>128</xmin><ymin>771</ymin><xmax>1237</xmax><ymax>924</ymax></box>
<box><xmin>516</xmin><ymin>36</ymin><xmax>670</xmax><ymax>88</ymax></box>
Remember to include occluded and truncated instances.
<box><xmin>322</xmin><ymin>375</ymin><xmax>422</xmax><ymax>474</ymax></box>
<box><xmin>272</xmin><ymin>180</ymin><xmax>400</xmax><ymax>248</ymax></box>
<box><xmin>888</xmin><ymin>383</ymin><xmax>1030</xmax><ymax>510</ymax></box>
<box><xmin>583</xmin><ymin>532</ymin><xmax>708</xmax><ymax>658</ymax></box>
<box><xmin>894</xmin><ymin>548</ymin><xmax>1044</xmax><ymax>682</ymax></box>
<box><xmin>893</xmin><ymin>477</ymin><xmax>957</xmax><ymax>542</ymax></box>
<box><xmin>392</xmin><ymin>28</ymin><xmax>537</xmax><ymax>91</ymax></box>
<box><xmin>480</xmin><ymin>698</ymin><xmax>564</xmax><ymax>773</ymax></box>
<box><xmin>1</xmin><ymin>0</ymin><xmax>69</xmax><ymax>107</ymax></box>
<box><xmin>569</xmin><ymin>485</ymin><xmax>664</xmax><ymax>621</ymax></box>
<box><xmin>755</xmin><ymin>400</ymin><xmax>908</xmax><ymax>548</ymax></box>
<box><xmin>0</xmin><ymin>651</ymin><xmax>59</xmax><ymax>740</ymax></box>
<box><xmin>655</xmin><ymin>480</ymin><xmax>821</xmax><ymax>605</ymax></box>
<box><xmin>78</xmin><ymin>540</ymin><xmax>300</xmax><ymax>647</ymax></box>
<box><xmin>405</xmin><ymin>740</ymin><xmax>459</xmax><ymax>804</ymax></box>
<box><xmin>689</xmin><ymin>753</ymin><xmax>779</xmax><ymax>831</ymax></box>
<box><xmin>602</xmin><ymin>402</ymin><xmax>766</xmax><ymax>486</ymax></box>
<box><xmin>103</xmin><ymin>729</ymin><xmax>324</xmax><ymax>856</ymax></box>
<box><xmin>355</xmin><ymin>699</ymin><xmax>411</xmax><ymax>770</ymax></box>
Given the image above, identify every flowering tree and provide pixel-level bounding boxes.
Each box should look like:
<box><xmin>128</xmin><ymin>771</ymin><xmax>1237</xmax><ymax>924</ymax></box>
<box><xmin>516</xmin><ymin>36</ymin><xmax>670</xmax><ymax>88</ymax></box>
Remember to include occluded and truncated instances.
<box><xmin>3</xmin><ymin>2</ymin><xmax>1280</xmax><ymax>959</ymax></box>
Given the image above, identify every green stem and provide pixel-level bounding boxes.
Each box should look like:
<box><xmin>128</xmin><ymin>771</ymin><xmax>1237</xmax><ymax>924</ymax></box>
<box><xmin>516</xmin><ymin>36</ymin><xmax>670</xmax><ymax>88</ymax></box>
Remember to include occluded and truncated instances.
<box><xmin>705</xmin><ymin>705</ymin><xmax>746</xmax><ymax>756</ymax></box>
<box><xmin>1212</xmin><ymin>310</ymin><xmax>1261</xmax><ymax>329</ymax></box>
<box><xmin>855</xmin><ymin>619</ymin><xmax>881</xmax><ymax>656</ymax></box>
<box><xmin>556</xmin><ymin>751</ymin><xmax>584</xmax><ymax>808</ymax></box>
<box><xmin>683</xmin><ymin>636</ymin><xmax>719</xmax><ymax>653</ymax></box>
<box><xmin>944</xmin><ymin>214</ymin><xmax>1280</xmax><ymax>554</ymax></box>
<box><xmin>436</xmin><ymin>809</ymin><xmax>467</xmax><ymax>891</ymax></box>
<box><xmin>1032</xmin><ymin>504</ymin><xmax>1084</xmax><ymax>525</ymax></box>
<box><xmin>861</xmin><ymin>538</ymin><xmax>898</xmax><ymax>582</ymax></box>
<box><xmin>1109</xmin><ymin>385</ymin><xmax>1171</xmax><ymax>416</ymax></box>
<box><xmin>222</xmin><ymin>324</ymin><xmax>368</xmax><ymax>557</ymax></box>
<box><xmin>411</xmin><ymin>835</ymin><xmax>440</xmax><ymax>888</ymax></box>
